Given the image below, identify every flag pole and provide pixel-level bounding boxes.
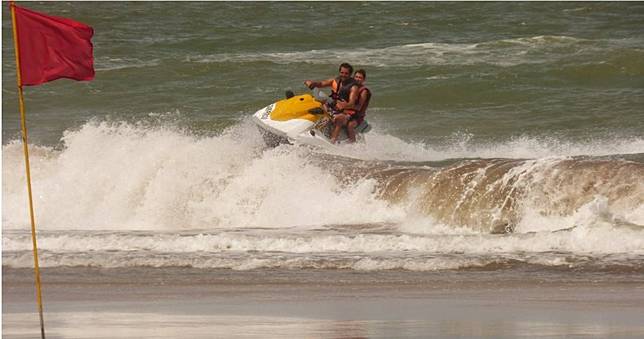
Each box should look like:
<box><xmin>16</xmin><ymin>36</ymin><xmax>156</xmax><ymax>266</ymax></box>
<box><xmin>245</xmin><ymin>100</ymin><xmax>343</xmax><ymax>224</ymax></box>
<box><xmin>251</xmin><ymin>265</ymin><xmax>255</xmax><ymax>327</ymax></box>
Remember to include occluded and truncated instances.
<box><xmin>10</xmin><ymin>2</ymin><xmax>46</xmax><ymax>339</ymax></box>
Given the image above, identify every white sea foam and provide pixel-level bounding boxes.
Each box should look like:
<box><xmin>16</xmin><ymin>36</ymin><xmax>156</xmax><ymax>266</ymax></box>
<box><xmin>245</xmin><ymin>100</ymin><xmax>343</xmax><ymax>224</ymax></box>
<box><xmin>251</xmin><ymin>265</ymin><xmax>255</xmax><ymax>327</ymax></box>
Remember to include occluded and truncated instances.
<box><xmin>2</xmin><ymin>120</ymin><xmax>403</xmax><ymax>231</ymax></box>
<box><xmin>2</xmin><ymin>120</ymin><xmax>642</xmax><ymax>236</ymax></box>
<box><xmin>95</xmin><ymin>57</ymin><xmax>162</xmax><ymax>72</ymax></box>
<box><xmin>188</xmin><ymin>35</ymin><xmax>599</xmax><ymax>68</ymax></box>
<box><xmin>3</xmin><ymin>221</ymin><xmax>643</xmax><ymax>269</ymax></box>
<box><xmin>318</xmin><ymin>129</ymin><xmax>644</xmax><ymax>162</ymax></box>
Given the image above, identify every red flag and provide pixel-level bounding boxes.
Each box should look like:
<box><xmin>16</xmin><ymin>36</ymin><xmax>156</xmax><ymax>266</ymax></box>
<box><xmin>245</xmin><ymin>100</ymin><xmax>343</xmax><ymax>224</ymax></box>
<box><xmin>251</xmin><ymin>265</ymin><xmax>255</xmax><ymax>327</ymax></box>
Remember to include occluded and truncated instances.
<box><xmin>12</xmin><ymin>3</ymin><xmax>94</xmax><ymax>86</ymax></box>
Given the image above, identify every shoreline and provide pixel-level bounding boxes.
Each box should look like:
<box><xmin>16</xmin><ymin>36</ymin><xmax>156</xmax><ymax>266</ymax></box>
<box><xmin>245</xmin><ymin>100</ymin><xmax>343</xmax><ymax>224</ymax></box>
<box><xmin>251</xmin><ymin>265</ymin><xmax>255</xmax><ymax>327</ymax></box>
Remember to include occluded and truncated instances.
<box><xmin>4</xmin><ymin>267</ymin><xmax>644</xmax><ymax>338</ymax></box>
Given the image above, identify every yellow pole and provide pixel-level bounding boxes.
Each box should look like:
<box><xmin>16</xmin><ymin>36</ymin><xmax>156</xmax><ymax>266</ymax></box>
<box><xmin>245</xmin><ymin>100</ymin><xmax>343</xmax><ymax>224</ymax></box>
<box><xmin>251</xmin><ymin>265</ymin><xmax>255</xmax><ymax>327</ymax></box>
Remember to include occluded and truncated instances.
<box><xmin>10</xmin><ymin>2</ymin><xmax>46</xmax><ymax>339</ymax></box>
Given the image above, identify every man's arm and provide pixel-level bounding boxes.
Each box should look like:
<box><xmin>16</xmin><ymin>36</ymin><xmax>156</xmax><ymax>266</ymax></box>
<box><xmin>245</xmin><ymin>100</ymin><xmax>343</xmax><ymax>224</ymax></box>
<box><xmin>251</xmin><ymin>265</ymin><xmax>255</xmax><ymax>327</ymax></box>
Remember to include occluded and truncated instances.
<box><xmin>336</xmin><ymin>85</ymin><xmax>359</xmax><ymax>111</ymax></box>
<box><xmin>356</xmin><ymin>89</ymin><xmax>368</xmax><ymax>110</ymax></box>
<box><xmin>304</xmin><ymin>78</ymin><xmax>334</xmax><ymax>89</ymax></box>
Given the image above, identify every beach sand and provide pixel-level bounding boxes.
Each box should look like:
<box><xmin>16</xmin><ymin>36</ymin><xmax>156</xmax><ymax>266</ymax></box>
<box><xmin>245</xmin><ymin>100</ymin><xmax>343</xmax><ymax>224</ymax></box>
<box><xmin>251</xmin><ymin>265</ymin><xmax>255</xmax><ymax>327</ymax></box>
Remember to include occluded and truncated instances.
<box><xmin>3</xmin><ymin>267</ymin><xmax>644</xmax><ymax>338</ymax></box>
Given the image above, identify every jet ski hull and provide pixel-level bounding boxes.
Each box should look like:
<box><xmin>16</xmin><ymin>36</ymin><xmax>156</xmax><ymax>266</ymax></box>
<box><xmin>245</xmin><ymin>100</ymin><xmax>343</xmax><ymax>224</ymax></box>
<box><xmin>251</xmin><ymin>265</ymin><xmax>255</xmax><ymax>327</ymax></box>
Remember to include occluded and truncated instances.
<box><xmin>252</xmin><ymin>92</ymin><xmax>369</xmax><ymax>148</ymax></box>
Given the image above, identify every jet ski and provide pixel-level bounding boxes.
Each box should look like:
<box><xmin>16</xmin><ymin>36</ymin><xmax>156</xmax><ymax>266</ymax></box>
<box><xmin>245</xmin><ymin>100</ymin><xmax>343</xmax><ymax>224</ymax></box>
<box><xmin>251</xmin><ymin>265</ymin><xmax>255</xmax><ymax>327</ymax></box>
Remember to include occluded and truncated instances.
<box><xmin>252</xmin><ymin>88</ymin><xmax>371</xmax><ymax>148</ymax></box>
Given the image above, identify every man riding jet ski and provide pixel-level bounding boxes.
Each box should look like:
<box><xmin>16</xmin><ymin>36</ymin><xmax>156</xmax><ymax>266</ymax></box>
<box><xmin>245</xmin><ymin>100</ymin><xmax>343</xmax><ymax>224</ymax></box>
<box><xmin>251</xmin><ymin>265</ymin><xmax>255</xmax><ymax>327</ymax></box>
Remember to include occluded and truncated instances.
<box><xmin>253</xmin><ymin>64</ymin><xmax>371</xmax><ymax>148</ymax></box>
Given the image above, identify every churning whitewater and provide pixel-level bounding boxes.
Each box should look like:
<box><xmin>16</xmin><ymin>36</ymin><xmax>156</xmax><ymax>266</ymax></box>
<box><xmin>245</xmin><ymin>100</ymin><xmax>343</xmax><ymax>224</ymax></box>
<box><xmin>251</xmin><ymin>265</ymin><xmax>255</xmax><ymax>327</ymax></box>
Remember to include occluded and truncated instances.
<box><xmin>3</xmin><ymin>120</ymin><xmax>643</xmax><ymax>271</ymax></box>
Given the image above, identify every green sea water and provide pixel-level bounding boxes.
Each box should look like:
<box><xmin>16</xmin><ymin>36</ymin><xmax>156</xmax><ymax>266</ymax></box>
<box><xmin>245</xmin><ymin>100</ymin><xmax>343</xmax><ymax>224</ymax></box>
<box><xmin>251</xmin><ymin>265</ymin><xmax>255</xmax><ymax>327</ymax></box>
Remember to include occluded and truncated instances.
<box><xmin>3</xmin><ymin>1</ymin><xmax>643</xmax><ymax>145</ymax></box>
<box><xmin>2</xmin><ymin>2</ymin><xmax>644</xmax><ymax>277</ymax></box>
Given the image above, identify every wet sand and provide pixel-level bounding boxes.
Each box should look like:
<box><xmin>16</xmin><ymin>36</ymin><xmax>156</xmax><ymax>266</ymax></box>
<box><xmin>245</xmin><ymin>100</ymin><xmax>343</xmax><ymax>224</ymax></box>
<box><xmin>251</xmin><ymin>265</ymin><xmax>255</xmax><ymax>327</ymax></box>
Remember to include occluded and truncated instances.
<box><xmin>3</xmin><ymin>267</ymin><xmax>644</xmax><ymax>338</ymax></box>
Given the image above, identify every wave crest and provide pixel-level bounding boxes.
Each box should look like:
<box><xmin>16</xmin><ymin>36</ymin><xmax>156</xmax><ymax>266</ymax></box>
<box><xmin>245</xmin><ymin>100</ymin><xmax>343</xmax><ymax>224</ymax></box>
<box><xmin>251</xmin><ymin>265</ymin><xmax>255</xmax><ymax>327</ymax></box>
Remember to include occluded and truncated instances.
<box><xmin>3</xmin><ymin>120</ymin><xmax>642</xmax><ymax>233</ymax></box>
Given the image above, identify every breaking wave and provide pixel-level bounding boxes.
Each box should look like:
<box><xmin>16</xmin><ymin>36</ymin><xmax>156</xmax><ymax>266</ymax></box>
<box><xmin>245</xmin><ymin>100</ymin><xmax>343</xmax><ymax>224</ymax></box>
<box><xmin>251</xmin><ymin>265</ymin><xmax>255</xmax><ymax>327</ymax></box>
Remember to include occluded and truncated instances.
<box><xmin>3</xmin><ymin>120</ymin><xmax>643</xmax><ymax>270</ymax></box>
<box><xmin>2</xmin><ymin>120</ymin><xmax>643</xmax><ymax>233</ymax></box>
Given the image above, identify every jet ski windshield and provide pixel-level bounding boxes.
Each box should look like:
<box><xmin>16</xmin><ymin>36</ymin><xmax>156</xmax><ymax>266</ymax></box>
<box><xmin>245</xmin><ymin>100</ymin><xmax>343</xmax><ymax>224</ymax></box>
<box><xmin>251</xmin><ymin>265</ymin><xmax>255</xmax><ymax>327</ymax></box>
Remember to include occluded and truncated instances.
<box><xmin>312</xmin><ymin>88</ymin><xmax>334</xmax><ymax>105</ymax></box>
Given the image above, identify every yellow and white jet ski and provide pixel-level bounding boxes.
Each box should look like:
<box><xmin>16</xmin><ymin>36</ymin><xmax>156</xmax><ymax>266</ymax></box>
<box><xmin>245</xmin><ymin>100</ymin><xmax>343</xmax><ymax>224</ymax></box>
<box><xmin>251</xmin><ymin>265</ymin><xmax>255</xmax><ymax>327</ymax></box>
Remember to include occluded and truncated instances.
<box><xmin>252</xmin><ymin>88</ymin><xmax>371</xmax><ymax>148</ymax></box>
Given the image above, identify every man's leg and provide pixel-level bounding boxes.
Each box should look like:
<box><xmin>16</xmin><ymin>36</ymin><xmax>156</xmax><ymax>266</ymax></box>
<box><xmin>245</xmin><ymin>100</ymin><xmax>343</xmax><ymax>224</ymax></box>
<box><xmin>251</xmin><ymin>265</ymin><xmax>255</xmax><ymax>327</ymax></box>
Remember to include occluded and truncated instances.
<box><xmin>346</xmin><ymin>120</ymin><xmax>358</xmax><ymax>143</ymax></box>
<box><xmin>330</xmin><ymin>114</ymin><xmax>349</xmax><ymax>144</ymax></box>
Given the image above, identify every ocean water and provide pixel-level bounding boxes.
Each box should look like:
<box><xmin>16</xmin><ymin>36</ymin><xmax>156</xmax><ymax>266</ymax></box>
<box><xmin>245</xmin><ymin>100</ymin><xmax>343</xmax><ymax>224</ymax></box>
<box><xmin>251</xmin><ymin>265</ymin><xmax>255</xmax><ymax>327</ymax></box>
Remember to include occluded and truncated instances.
<box><xmin>2</xmin><ymin>2</ymin><xmax>644</xmax><ymax>273</ymax></box>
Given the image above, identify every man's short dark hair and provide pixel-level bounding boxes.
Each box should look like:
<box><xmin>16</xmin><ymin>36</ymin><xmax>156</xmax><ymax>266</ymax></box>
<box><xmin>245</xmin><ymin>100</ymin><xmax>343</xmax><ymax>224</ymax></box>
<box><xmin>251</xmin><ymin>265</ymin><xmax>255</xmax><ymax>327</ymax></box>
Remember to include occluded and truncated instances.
<box><xmin>355</xmin><ymin>69</ymin><xmax>366</xmax><ymax>79</ymax></box>
<box><xmin>339</xmin><ymin>62</ymin><xmax>353</xmax><ymax>74</ymax></box>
